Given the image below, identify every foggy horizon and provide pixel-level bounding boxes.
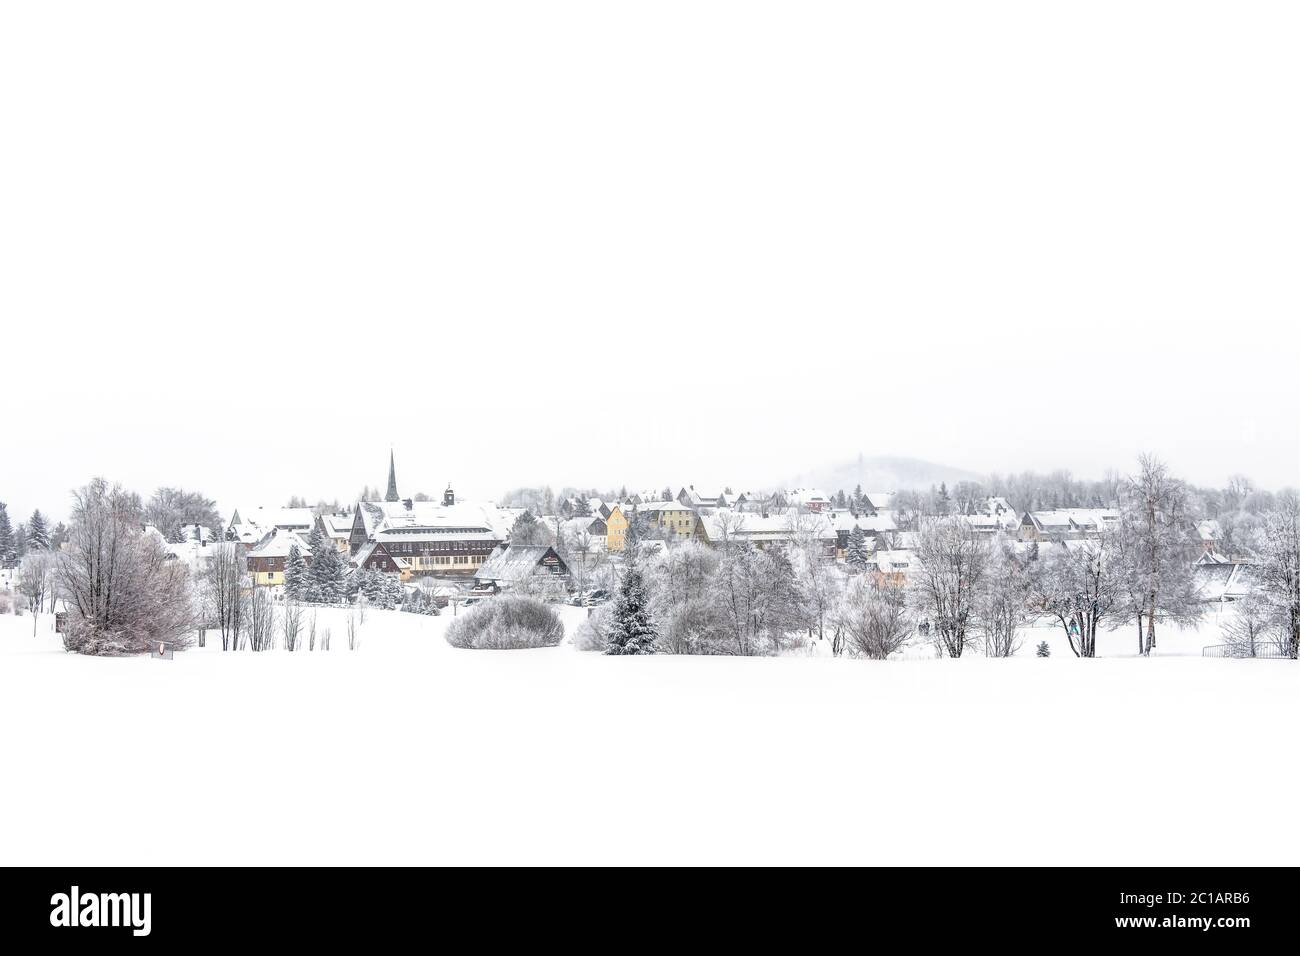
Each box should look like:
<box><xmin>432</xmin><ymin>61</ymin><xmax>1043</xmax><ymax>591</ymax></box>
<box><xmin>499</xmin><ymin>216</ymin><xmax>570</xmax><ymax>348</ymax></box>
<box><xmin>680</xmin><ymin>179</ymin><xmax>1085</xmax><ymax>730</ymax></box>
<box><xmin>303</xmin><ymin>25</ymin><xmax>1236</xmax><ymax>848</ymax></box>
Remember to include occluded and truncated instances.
<box><xmin>3</xmin><ymin>2</ymin><xmax>1296</xmax><ymax>522</ymax></box>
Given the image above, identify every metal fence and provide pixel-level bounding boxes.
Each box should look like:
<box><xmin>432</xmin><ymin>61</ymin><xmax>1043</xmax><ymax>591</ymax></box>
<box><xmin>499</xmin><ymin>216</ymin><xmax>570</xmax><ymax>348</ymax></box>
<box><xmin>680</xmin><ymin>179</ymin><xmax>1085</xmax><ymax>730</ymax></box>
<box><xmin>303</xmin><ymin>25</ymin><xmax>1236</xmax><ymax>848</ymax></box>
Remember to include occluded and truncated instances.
<box><xmin>1202</xmin><ymin>643</ymin><xmax>1295</xmax><ymax>659</ymax></box>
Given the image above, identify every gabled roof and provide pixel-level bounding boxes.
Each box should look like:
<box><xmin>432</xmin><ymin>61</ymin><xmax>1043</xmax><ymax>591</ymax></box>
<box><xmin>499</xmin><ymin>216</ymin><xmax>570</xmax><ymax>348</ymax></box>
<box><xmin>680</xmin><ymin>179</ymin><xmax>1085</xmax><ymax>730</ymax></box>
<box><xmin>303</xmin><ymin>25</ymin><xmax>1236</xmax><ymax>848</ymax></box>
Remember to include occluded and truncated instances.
<box><xmin>474</xmin><ymin>545</ymin><xmax>568</xmax><ymax>584</ymax></box>
<box><xmin>247</xmin><ymin>529</ymin><xmax>312</xmax><ymax>559</ymax></box>
<box><xmin>228</xmin><ymin>506</ymin><xmax>316</xmax><ymax>530</ymax></box>
<box><xmin>831</xmin><ymin>511</ymin><xmax>897</xmax><ymax>533</ymax></box>
<box><xmin>355</xmin><ymin>499</ymin><xmax>514</xmax><ymax>540</ymax></box>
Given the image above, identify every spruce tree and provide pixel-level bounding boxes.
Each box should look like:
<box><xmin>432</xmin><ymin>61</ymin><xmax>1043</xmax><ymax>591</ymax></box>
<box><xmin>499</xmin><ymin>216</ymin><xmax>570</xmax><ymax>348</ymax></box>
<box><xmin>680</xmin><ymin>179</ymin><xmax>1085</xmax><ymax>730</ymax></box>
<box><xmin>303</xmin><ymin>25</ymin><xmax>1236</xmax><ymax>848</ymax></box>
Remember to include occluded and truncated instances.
<box><xmin>605</xmin><ymin>565</ymin><xmax>657</xmax><ymax>655</ymax></box>
<box><xmin>310</xmin><ymin>530</ymin><xmax>346</xmax><ymax>604</ymax></box>
<box><xmin>0</xmin><ymin>503</ymin><xmax>16</xmax><ymax>567</ymax></box>
<box><xmin>846</xmin><ymin>524</ymin><xmax>870</xmax><ymax>570</ymax></box>
<box><xmin>27</xmin><ymin>510</ymin><xmax>50</xmax><ymax>551</ymax></box>
<box><xmin>283</xmin><ymin>544</ymin><xmax>307</xmax><ymax>600</ymax></box>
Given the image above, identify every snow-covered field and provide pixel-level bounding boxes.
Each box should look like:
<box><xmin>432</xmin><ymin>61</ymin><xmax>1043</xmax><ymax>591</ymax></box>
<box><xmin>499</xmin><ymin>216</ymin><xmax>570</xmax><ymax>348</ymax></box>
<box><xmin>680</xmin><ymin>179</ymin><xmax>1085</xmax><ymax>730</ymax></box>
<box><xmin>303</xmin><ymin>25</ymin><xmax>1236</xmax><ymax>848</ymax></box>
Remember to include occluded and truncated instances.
<box><xmin>0</xmin><ymin>605</ymin><xmax>1295</xmax><ymax>865</ymax></box>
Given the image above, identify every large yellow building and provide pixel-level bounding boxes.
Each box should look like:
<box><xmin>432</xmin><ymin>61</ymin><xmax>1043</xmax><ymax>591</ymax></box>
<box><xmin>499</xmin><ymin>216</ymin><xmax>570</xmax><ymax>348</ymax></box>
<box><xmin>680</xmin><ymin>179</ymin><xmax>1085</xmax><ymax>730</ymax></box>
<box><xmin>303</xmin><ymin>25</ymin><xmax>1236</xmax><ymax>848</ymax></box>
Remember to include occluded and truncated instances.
<box><xmin>606</xmin><ymin>502</ymin><xmax>700</xmax><ymax>550</ymax></box>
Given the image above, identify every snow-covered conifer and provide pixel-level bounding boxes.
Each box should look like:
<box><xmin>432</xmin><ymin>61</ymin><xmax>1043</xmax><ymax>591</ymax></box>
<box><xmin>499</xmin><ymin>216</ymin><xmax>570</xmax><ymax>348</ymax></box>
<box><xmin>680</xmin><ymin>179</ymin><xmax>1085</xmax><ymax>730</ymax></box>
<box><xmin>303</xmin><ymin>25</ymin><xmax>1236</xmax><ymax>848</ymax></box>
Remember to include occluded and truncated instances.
<box><xmin>283</xmin><ymin>544</ymin><xmax>307</xmax><ymax>600</ymax></box>
<box><xmin>845</xmin><ymin>524</ymin><xmax>870</xmax><ymax>570</ymax></box>
<box><xmin>605</xmin><ymin>565</ymin><xmax>657</xmax><ymax>654</ymax></box>
<box><xmin>27</xmin><ymin>510</ymin><xmax>50</xmax><ymax>551</ymax></box>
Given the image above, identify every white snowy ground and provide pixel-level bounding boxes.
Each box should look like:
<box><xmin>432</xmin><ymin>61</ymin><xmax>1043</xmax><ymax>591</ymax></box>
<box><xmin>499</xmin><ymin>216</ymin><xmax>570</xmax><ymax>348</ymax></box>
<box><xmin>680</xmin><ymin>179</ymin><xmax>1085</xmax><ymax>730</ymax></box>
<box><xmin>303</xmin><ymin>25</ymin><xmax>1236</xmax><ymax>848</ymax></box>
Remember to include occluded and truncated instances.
<box><xmin>0</xmin><ymin>604</ymin><xmax>1295</xmax><ymax>866</ymax></box>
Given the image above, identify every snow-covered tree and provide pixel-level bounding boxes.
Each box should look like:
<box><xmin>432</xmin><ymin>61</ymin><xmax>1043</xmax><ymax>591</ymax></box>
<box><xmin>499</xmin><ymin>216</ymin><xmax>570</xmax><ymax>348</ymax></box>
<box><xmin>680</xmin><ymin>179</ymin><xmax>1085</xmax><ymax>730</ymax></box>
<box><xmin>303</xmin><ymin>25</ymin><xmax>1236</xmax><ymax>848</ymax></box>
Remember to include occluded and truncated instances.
<box><xmin>199</xmin><ymin>542</ymin><xmax>244</xmax><ymax>651</ymax></box>
<box><xmin>1251</xmin><ymin>495</ymin><xmax>1300</xmax><ymax>659</ymax></box>
<box><xmin>913</xmin><ymin>516</ymin><xmax>990</xmax><ymax>657</ymax></box>
<box><xmin>845</xmin><ymin>524</ymin><xmax>870</xmax><ymax>571</ymax></box>
<box><xmin>510</xmin><ymin>510</ymin><xmax>550</xmax><ymax>547</ymax></box>
<box><xmin>1119</xmin><ymin>454</ymin><xmax>1202</xmax><ymax>655</ymax></box>
<box><xmin>310</xmin><ymin>533</ymin><xmax>346</xmax><ymax>604</ymax></box>
<box><xmin>15</xmin><ymin>550</ymin><xmax>57</xmax><ymax>633</ymax></box>
<box><xmin>1220</xmin><ymin>590</ymin><xmax>1273</xmax><ymax>658</ymax></box>
<box><xmin>1028</xmin><ymin>532</ymin><xmax>1124</xmax><ymax>658</ymax></box>
<box><xmin>0</xmin><ymin>503</ymin><xmax>17</xmax><ymax>567</ymax></box>
<box><xmin>142</xmin><ymin>486</ymin><xmax>221</xmax><ymax>544</ymax></box>
<box><xmin>26</xmin><ymin>510</ymin><xmax>50</xmax><ymax>551</ymax></box>
<box><xmin>283</xmin><ymin>544</ymin><xmax>307</xmax><ymax>601</ymax></box>
<box><xmin>711</xmin><ymin>544</ymin><xmax>804</xmax><ymax>655</ymax></box>
<box><xmin>975</xmin><ymin>543</ymin><xmax>1031</xmax><ymax>657</ymax></box>
<box><xmin>56</xmin><ymin>478</ymin><xmax>196</xmax><ymax>655</ymax></box>
<box><xmin>606</xmin><ymin>565</ymin><xmax>657</xmax><ymax>654</ymax></box>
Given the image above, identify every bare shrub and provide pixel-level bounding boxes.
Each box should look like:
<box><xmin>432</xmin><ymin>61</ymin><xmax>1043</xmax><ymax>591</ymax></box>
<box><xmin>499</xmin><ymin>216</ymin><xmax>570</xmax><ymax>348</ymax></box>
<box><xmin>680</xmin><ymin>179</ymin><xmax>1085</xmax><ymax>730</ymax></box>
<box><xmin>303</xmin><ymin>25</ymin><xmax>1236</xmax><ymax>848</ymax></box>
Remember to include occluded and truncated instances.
<box><xmin>282</xmin><ymin>601</ymin><xmax>303</xmax><ymax>651</ymax></box>
<box><xmin>835</xmin><ymin>578</ymin><xmax>913</xmax><ymax>660</ymax></box>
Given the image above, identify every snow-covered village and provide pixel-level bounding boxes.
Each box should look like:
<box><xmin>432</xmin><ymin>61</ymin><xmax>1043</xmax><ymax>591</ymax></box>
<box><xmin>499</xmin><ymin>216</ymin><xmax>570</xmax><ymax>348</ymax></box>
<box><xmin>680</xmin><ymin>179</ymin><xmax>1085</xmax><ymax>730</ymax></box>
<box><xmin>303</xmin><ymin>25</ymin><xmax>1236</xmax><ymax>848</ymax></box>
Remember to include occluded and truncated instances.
<box><xmin>3</xmin><ymin>1</ymin><xmax>1298</xmax><ymax>909</ymax></box>
<box><xmin>1</xmin><ymin>450</ymin><xmax>1297</xmax><ymax>866</ymax></box>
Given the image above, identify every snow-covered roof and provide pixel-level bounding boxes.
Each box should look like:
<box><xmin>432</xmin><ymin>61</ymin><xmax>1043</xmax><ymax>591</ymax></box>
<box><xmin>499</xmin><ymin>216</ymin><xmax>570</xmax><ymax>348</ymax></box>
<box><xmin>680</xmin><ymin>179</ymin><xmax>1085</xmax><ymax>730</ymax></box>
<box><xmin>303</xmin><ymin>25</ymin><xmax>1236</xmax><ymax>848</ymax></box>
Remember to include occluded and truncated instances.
<box><xmin>868</xmin><ymin>549</ymin><xmax>917</xmax><ymax>572</ymax></box>
<box><xmin>474</xmin><ymin>545</ymin><xmax>568</xmax><ymax>584</ymax></box>
<box><xmin>356</xmin><ymin>499</ymin><xmax>514</xmax><ymax>540</ymax></box>
<box><xmin>789</xmin><ymin>487</ymin><xmax>830</xmax><ymax>506</ymax></box>
<box><xmin>701</xmin><ymin>510</ymin><xmax>836</xmax><ymax>543</ymax></box>
<box><xmin>831</xmin><ymin>511</ymin><xmax>897</xmax><ymax>533</ymax></box>
<box><xmin>1194</xmin><ymin>562</ymin><xmax>1255</xmax><ymax>602</ymax></box>
<box><xmin>228</xmin><ymin>506</ymin><xmax>316</xmax><ymax>531</ymax></box>
<box><xmin>247</xmin><ymin>529</ymin><xmax>311</xmax><ymax>559</ymax></box>
<box><xmin>228</xmin><ymin>523</ymin><xmax>268</xmax><ymax>546</ymax></box>
<box><xmin>1024</xmin><ymin>508</ymin><xmax>1119</xmax><ymax>532</ymax></box>
<box><xmin>635</xmin><ymin>500</ymin><xmax>697</xmax><ymax>514</ymax></box>
<box><xmin>865</xmin><ymin>491</ymin><xmax>895</xmax><ymax>511</ymax></box>
<box><xmin>317</xmin><ymin>513</ymin><xmax>353</xmax><ymax>538</ymax></box>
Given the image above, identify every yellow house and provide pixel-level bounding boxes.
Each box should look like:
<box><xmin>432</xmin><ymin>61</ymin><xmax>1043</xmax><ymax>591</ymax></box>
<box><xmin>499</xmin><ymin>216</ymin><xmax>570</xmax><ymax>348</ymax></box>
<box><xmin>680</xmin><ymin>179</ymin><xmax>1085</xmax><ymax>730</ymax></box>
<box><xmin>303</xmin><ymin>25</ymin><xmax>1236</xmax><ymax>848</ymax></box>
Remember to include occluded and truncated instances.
<box><xmin>606</xmin><ymin>502</ymin><xmax>700</xmax><ymax>550</ymax></box>
<box><xmin>245</xmin><ymin>530</ymin><xmax>312</xmax><ymax>587</ymax></box>
<box><xmin>638</xmin><ymin>501</ymin><xmax>701</xmax><ymax>540</ymax></box>
<box><xmin>606</xmin><ymin>504</ymin><xmax>629</xmax><ymax>551</ymax></box>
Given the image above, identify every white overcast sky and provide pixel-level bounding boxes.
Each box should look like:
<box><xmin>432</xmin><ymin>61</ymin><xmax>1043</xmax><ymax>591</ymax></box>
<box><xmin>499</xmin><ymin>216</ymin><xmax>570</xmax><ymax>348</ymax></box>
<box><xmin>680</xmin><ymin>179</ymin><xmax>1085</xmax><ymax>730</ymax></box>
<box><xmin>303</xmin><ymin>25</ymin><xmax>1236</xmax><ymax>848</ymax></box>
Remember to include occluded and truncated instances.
<box><xmin>2</xmin><ymin>2</ymin><xmax>1297</xmax><ymax>522</ymax></box>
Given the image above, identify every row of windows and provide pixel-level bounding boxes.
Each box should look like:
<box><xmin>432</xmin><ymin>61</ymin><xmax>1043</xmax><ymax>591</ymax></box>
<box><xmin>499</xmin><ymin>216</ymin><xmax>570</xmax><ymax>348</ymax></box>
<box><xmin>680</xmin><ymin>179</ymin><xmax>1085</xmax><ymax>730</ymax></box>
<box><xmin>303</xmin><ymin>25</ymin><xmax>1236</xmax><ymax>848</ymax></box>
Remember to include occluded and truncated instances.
<box><xmin>384</xmin><ymin>541</ymin><xmax>493</xmax><ymax>554</ymax></box>
<box><xmin>409</xmin><ymin>554</ymin><xmax>485</xmax><ymax>568</ymax></box>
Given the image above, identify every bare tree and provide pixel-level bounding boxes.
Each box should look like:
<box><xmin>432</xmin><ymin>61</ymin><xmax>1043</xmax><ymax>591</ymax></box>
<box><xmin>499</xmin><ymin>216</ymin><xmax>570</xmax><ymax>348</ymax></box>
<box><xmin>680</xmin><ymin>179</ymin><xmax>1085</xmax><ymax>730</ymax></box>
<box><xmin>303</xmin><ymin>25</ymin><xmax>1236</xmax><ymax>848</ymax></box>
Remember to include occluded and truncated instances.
<box><xmin>16</xmin><ymin>551</ymin><xmax>57</xmax><ymax>635</ymax></box>
<box><xmin>1220</xmin><ymin>590</ymin><xmax>1273</xmax><ymax>658</ymax></box>
<box><xmin>913</xmin><ymin>517</ymin><xmax>989</xmax><ymax>657</ymax></box>
<box><xmin>1029</xmin><ymin>533</ymin><xmax>1124</xmax><ymax>658</ymax></box>
<box><xmin>975</xmin><ymin>543</ymin><xmax>1030</xmax><ymax>657</ymax></box>
<box><xmin>282</xmin><ymin>600</ymin><xmax>303</xmax><ymax>651</ymax></box>
<box><xmin>244</xmin><ymin>586</ymin><xmax>275</xmax><ymax>652</ymax></box>
<box><xmin>200</xmin><ymin>541</ymin><xmax>245</xmax><ymax>651</ymax></box>
<box><xmin>1121</xmin><ymin>454</ymin><xmax>1202</xmax><ymax>655</ymax></box>
<box><xmin>1251</xmin><ymin>495</ymin><xmax>1300</xmax><ymax>658</ymax></box>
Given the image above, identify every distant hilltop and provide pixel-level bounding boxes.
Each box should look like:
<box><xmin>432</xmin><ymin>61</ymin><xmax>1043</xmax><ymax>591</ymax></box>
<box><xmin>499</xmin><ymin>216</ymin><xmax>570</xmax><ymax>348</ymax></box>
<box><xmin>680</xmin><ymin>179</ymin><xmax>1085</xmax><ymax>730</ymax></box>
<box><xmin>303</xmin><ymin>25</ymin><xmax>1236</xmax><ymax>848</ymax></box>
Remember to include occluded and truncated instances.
<box><xmin>783</xmin><ymin>455</ymin><xmax>984</xmax><ymax>494</ymax></box>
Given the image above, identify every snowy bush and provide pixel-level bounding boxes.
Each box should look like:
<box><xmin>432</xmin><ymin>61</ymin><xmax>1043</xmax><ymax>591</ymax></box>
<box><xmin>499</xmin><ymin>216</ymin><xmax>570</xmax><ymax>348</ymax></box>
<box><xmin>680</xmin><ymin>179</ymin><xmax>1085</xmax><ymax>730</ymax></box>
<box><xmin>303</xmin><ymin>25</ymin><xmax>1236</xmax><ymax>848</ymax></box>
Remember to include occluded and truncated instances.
<box><xmin>445</xmin><ymin>595</ymin><xmax>564</xmax><ymax>650</ymax></box>
<box><xmin>1036</xmin><ymin>641</ymin><xmax>1051</xmax><ymax>658</ymax></box>
<box><xmin>572</xmin><ymin>605</ymin><xmax>610</xmax><ymax>651</ymax></box>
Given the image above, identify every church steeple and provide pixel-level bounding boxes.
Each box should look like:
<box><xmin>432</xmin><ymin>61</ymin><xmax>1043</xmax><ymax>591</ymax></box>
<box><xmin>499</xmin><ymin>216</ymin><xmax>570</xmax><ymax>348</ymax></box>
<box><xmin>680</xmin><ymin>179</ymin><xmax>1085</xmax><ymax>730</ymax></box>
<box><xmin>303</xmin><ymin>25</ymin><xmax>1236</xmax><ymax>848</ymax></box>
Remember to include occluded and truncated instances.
<box><xmin>385</xmin><ymin>448</ymin><xmax>400</xmax><ymax>502</ymax></box>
